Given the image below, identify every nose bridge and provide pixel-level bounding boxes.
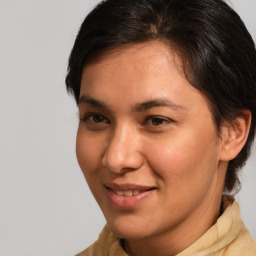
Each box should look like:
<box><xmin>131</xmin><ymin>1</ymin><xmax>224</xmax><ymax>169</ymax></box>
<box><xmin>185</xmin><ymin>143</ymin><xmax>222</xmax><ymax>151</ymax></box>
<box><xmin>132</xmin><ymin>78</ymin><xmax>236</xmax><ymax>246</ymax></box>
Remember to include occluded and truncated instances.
<box><xmin>102</xmin><ymin>122</ymin><xmax>143</xmax><ymax>173</ymax></box>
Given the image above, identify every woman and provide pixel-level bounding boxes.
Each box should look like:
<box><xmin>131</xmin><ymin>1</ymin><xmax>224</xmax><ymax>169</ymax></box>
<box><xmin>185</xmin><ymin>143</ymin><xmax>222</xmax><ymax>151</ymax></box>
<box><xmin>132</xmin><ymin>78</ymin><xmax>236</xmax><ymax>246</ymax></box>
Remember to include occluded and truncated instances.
<box><xmin>66</xmin><ymin>0</ymin><xmax>256</xmax><ymax>255</ymax></box>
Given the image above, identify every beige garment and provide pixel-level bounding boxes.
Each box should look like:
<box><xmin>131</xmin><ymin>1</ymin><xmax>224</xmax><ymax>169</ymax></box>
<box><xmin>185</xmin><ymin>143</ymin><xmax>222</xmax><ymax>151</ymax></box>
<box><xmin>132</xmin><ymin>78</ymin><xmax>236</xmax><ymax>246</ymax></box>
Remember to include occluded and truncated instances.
<box><xmin>76</xmin><ymin>196</ymin><xmax>256</xmax><ymax>256</ymax></box>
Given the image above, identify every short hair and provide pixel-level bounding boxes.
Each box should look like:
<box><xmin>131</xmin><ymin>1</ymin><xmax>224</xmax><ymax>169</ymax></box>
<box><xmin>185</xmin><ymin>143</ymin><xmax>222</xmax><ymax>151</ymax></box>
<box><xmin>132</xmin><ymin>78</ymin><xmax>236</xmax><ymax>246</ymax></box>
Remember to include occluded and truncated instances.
<box><xmin>66</xmin><ymin>0</ymin><xmax>256</xmax><ymax>192</ymax></box>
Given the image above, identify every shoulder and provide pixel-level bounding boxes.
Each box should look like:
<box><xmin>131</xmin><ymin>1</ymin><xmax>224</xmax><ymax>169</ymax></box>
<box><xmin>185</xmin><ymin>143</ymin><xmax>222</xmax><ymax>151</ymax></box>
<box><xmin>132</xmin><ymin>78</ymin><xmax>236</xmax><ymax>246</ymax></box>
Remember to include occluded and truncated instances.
<box><xmin>75</xmin><ymin>225</ymin><xmax>128</xmax><ymax>256</ymax></box>
<box><xmin>178</xmin><ymin>196</ymin><xmax>256</xmax><ymax>256</ymax></box>
<box><xmin>222</xmin><ymin>223</ymin><xmax>256</xmax><ymax>256</ymax></box>
<box><xmin>75</xmin><ymin>244</ymin><xmax>93</xmax><ymax>256</ymax></box>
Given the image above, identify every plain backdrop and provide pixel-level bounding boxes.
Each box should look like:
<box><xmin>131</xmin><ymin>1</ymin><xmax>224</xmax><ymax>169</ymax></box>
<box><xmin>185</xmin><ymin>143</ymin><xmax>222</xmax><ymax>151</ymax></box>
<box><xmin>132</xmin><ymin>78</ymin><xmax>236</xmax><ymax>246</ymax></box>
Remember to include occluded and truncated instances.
<box><xmin>0</xmin><ymin>1</ymin><xmax>255</xmax><ymax>255</ymax></box>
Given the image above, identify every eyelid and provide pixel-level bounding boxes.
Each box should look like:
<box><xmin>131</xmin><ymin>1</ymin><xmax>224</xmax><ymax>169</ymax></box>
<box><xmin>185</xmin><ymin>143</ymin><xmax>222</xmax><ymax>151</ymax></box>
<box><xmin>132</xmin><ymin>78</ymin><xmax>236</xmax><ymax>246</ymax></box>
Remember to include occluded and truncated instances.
<box><xmin>80</xmin><ymin>112</ymin><xmax>110</xmax><ymax>123</ymax></box>
<box><xmin>143</xmin><ymin>115</ymin><xmax>173</xmax><ymax>125</ymax></box>
<box><xmin>79</xmin><ymin>112</ymin><xmax>174</xmax><ymax>128</ymax></box>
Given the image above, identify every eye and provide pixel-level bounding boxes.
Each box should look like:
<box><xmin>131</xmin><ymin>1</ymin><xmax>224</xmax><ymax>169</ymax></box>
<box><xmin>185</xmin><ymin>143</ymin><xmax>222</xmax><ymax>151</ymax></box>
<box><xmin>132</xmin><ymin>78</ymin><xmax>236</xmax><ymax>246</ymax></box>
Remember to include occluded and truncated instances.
<box><xmin>88</xmin><ymin>113</ymin><xmax>108</xmax><ymax>123</ymax></box>
<box><xmin>80</xmin><ymin>112</ymin><xmax>110</xmax><ymax>129</ymax></box>
<box><xmin>144</xmin><ymin>115</ymin><xmax>173</xmax><ymax>127</ymax></box>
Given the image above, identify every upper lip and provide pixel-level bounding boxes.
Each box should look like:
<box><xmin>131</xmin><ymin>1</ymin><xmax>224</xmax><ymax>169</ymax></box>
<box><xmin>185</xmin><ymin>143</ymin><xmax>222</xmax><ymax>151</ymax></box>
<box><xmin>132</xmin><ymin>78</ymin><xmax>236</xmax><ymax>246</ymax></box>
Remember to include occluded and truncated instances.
<box><xmin>104</xmin><ymin>182</ymin><xmax>156</xmax><ymax>191</ymax></box>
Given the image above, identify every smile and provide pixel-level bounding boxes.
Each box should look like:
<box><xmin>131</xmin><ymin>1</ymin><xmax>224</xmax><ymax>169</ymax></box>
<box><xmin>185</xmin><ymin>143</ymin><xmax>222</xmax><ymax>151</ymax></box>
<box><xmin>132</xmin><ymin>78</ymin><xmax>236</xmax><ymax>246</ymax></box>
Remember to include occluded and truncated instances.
<box><xmin>104</xmin><ymin>183</ymin><xmax>156</xmax><ymax>209</ymax></box>
<box><xmin>114</xmin><ymin>190</ymin><xmax>140</xmax><ymax>196</ymax></box>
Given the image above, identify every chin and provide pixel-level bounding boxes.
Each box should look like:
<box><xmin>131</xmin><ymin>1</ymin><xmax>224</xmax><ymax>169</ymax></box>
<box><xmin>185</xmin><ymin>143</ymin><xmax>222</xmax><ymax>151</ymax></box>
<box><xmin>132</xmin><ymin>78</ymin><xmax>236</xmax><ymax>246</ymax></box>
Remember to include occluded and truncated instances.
<box><xmin>105</xmin><ymin>215</ymin><xmax>156</xmax><ymax>240</ymax></box>
<box><xmin>109</xmin><ymin>225</ymin><xmax>146</xmax><ymax>240</ymax></box>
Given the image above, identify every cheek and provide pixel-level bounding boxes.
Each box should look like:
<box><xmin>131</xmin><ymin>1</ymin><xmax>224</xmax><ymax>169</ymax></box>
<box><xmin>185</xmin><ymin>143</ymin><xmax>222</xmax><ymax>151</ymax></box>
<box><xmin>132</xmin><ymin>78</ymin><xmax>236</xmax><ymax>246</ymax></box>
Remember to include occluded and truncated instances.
<box><xmin>76</xmin><ymin>127</ymin><xmax>107</xmax><ymax>205</ymax></box>
<box><xmin>76</xmin><ymin>127</ymin><xmax>103</xmax><ymax>176</ymax></box>
<box><xmin>146</xmin><ymin>130</ymin><xmax>220</xmax><ymax>189</ymax></box>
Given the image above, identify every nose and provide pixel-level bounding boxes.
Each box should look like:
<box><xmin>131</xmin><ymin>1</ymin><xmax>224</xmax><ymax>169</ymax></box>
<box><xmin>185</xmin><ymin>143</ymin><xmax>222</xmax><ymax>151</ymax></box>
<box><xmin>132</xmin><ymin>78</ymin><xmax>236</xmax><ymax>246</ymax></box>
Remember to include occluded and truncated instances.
<box><xmin>102</xmin><ymin>125</ymin><xmax>144</xmax><ymax>173</ymax></box>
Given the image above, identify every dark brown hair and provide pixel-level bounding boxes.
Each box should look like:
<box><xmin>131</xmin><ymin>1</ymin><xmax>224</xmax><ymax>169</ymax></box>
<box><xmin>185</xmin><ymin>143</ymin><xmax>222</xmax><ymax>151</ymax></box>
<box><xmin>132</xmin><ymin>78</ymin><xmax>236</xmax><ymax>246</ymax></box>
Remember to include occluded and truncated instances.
<box><xmin>66</xmin><ymin>0</ymin><xmax>256</xmax><ymax>192</ymax></box>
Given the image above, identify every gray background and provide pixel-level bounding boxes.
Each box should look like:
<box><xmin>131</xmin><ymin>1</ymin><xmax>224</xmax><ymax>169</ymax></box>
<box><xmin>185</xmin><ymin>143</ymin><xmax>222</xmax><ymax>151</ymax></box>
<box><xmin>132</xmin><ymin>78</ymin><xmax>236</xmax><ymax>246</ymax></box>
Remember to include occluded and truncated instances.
<box><xmin>0</xmin><ymin>1</ymin><xmax>255</xmax><ymax>255</ymax></box>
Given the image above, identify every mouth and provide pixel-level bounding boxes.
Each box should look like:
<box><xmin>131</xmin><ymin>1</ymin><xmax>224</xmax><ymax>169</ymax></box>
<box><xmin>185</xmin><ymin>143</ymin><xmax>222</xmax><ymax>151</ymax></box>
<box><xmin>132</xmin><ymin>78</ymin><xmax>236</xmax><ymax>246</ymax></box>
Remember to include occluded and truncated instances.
<box><xmin>104</xmin><ymin>183</ymin><xmax>156</xmax><ymax>195</ymax></box>
<box><xmin>112</xmin><ymin>189</ymin><xmax>141</xmax><ymax>197</ymax></box>
<box><xmin>104</xmin><ymin>183</ymin><xmax>156</xmax><ymax>209</ymax></box>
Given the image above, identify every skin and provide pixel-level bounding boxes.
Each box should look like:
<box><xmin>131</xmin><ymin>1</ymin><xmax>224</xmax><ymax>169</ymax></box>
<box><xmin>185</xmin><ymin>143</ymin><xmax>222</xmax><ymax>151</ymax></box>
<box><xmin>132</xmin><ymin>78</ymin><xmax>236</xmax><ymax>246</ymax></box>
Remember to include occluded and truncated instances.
<box><xmin>76</xmin><ymin>41</ymin><xmax>247</xmax><ymax>256</ymax></box>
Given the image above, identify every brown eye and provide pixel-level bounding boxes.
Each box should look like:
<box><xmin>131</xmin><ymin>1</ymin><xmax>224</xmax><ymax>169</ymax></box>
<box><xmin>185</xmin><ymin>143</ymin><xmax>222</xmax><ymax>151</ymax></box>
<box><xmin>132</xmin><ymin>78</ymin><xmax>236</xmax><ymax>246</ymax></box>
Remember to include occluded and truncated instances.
<box><xmin>144</xmin><ymin>116</ymin><xmax>172</xmax><ymax>127</ymax></box>
<box><xmin>80</xmin><ymin>113</ymin><xmax>109</xmax><ymax>123</ymax></box>
<box><xmin>90</xmin><ymin>114</ymin><xmax>108</xmax><ymax>123</ymax></box>
<box><xmin>80</xmin><ymin>113</ymin><xmax>110</xmax><ymax>131</ymax></box>
<box><xmin>150</xmin><ymin>117</ymin><xmax>166</xmax><ymax>126</ymax></box>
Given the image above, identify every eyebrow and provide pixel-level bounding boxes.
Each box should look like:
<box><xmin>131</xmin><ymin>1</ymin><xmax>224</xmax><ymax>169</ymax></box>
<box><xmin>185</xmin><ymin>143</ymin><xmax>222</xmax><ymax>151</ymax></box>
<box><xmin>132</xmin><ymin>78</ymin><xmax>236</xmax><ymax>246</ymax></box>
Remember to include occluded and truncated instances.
<box><xmin>78</xmin><ymin>95</ymin><xmax>187</xmax><ymax>112</ymax></box>
<box><xmin>132</xmin><ymin>99</ymin><xmax>187</xmax><ymax>112</ymax></box>
<box><xmin>78</xmin><ymin>95</ymin><xmax>110</xmax><ymax>110</ymax></box>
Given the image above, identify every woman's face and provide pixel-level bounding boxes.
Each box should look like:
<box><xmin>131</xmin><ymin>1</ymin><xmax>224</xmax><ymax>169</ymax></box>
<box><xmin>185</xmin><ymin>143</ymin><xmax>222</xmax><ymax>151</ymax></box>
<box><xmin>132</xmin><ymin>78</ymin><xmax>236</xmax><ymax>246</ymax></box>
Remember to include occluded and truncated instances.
<box><xmin>77</xmin><ymin>41</ymin><xmax>227</xmax><ymax>241</ymax></box>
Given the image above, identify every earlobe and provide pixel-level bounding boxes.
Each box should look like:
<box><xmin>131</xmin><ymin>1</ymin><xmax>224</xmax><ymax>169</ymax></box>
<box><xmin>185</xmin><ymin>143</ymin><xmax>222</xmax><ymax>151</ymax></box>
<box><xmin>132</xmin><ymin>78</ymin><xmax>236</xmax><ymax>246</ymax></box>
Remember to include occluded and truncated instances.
<box><xmin>220</xmin><ymin>109</ymin><xmax>252</xmax><ymax>161</ymax></box>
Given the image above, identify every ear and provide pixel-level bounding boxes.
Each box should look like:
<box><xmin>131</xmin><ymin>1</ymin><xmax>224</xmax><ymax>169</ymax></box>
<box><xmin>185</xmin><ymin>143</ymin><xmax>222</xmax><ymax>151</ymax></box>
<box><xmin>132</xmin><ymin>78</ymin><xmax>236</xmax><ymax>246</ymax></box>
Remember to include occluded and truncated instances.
<box><xmin>220</xmin><ymin>109</ymin><xmax>252</xmax><ymax>161</ymax></box>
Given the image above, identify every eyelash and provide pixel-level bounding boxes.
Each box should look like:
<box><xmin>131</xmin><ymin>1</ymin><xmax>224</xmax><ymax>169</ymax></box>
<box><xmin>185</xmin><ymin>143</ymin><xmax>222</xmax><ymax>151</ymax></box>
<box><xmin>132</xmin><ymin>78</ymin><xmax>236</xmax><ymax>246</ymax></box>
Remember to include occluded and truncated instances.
<box><xmin>143</xmin><ymin>115</ymin><xmax>172</xmax><ymax>127</ymax></box>
<box><xmin>80</xmin><ymin>113</ymin><xmax>173</xmax><ymax>130</ymax></box>
<box><xmin>80</xmin><ymin>112</ymin><xmax>110</xmax><ymax>124</ymax></box>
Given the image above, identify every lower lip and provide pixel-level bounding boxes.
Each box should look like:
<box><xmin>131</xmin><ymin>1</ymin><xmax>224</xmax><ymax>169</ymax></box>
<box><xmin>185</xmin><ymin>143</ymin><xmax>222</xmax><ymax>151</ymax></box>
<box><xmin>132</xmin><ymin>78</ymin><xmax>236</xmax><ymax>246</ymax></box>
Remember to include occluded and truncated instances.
<box><xmin>106</xmin><ymin>188</ymin><xmax>155</xmax><ymax>209</ymax></box>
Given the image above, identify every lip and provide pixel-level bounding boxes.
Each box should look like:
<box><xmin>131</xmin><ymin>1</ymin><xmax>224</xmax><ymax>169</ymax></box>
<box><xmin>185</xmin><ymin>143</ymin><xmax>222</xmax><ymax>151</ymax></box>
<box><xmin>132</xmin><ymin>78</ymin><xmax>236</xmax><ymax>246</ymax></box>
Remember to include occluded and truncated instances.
<box><xmin>104</xmin><ymin>182</ymin><xmax>156</xmax><ymax>209</ymax></box>
<box><xmin>104</xmin><ymin>182</ymin><xmax>155</xmax><ymax>191</ymax></box>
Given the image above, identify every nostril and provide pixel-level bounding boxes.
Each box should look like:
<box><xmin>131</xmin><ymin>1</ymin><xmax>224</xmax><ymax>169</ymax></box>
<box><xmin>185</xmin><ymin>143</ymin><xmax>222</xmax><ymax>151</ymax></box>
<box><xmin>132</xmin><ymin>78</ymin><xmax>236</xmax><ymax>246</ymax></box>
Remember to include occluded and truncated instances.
<box><xmin>102</xmin><ymin>149</ymin><xmax>144</xmax><ymax>173</ymax></box>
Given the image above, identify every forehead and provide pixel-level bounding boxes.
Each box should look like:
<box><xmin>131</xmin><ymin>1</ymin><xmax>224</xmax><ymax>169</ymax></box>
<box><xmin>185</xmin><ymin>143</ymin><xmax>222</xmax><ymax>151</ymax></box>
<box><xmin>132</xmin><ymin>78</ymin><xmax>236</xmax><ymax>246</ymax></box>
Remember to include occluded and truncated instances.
<box><xmin>84</xmin><ymin>41</ymin><xmax>184</xmax><ymax>73</ymax></box>
<box><xmin>81</xmin><ymin>41</ymin><xmax>186</xmax><ymax>90</ymax></box>
<box><xmin>80</xmin><ymin>41</ymin><xmax>213</xmax><ymax>120</ymax></box>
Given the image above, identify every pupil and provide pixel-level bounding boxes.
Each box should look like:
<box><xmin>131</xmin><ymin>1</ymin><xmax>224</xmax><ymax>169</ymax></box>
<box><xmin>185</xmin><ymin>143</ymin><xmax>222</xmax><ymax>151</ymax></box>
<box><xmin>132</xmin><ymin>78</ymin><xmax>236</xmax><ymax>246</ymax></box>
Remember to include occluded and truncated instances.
<box><xmin>93</xmin><ymin>115</ymin><xmax>104</xmax><ymax>123</ymax></box>
<box><xmin>152</xmin><ymin>118</ymin><xmax>163</xmax><ymax>125</ymax></box>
